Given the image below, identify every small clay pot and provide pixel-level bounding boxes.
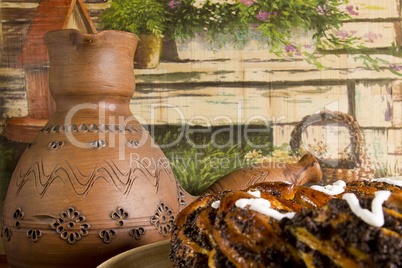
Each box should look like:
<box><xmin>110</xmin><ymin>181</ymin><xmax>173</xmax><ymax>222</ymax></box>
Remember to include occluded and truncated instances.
<box><xmin>134</xmin><ymin>34</ymin><xmax>162</xmax><ymax>69</ymax></box>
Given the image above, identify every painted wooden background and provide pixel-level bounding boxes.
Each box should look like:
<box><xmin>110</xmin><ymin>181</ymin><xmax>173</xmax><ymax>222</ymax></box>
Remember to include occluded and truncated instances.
<box><xmin>0</xmin><ymin>0</ymin><xmax>401</xmax><ymax>173</ymax></box>
<box><xmin>0</xmin><ymin>0</ymin><xmax>401</xmax><ymax>256</ymax></box>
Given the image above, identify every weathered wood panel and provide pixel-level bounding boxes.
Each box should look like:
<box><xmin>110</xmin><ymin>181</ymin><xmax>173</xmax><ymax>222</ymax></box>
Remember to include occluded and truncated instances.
<box><xmin>25</xmin><ymin>68</ymin><xmax>54</xmax><ymax>118</ymax></box>
<box><xmin>2</xmin><ymin>0</ymin><xmax>39</xmax><ymax>3</ymax></box>
<box><xmin>0</xmin><ymin>3</ymin><xmax>38</xmax><ymax>67</ymax></box>
<box><xmin>0</xmin><ymin>0</ymin><xmax>400</xmax><ymax>175</ymax></box>
<box><xmin>346</xmin><ymin>0</ymin><xmax>399</xmax><ymax>19</ymax></box>
<box><xmin>0</xmin><ymin>19</ymin><xmax>32</xmax><ymax>67</ymax></box>
<box><xmin>355</xmin><ymin>82</ymin><xmax>393</xmax><ymax>127</ymax></box>
<box><xmin>0</xmin><ymin>68</ymin><xmax>28</xmax><ymax>134</ymax></box>
<box><xmin>394</xmin><ymin>101</ymin><xmax>402</xmax><ymax>127</ymax></box>
<box><xmin>19</xmin><ymin>0</ymin><xmax>88</xmax><ymax>68</ymax></box>
<box><xmin>340</xmin><ymin>22</ymin><xmax>399</xmax><ymax>48</ymax></box>
<box><xmin>83</xmin><ymin>2</ymin><xmax>108</xmax><ymax>31</ymax></box>
<box><xmin>131</xmin><ymin>83</ymin><xmax>349</xmax><ymax>132</ymax></box>
<box><xmin>363</xmin><ymin>129</ymin><xmax>395</xmax><ymax>173</ymax></box>
<box><xmin>272</xmin><ymin>124</ymin><xmax>294</xmax><ymax>148</ymax></box>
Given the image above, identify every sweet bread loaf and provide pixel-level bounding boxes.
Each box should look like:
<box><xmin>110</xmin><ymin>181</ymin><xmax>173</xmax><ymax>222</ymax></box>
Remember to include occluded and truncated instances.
<box><xmin>170</xmin><ymin>180</ymin><xmax>402</xmax><ymax>267</ymax></box>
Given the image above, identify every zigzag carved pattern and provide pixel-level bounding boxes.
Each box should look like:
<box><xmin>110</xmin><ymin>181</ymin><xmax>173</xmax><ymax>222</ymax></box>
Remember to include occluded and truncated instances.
<box><xmin>13</xmin><ymin>157</ymin><xmax>174</xmax><ymax>199</ymax></box>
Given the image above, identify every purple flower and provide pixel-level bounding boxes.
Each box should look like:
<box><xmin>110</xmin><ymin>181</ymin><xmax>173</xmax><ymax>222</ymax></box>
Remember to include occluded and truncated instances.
<box><xmin>335</xmin><ymin>30</ymin><xmax>349</xmax><ymax>40</ymax></box>
<box><xmin>256</xmin><ymin>11</ymin><xmax>269</xmax><ymax>21</ymax></box>
<box><xmin>390</xmin><ymin>63</ymin><xmax>402</xmax><ymax>71</ymax></box>
<box><xmin>285</xmin><ymin>44</ymin><xmax>296</xmax><ymax>53</ymax></box>
<box><xmin>168</xmin><ymin>0</ymin><xmax>181</xmax><ymax>8</ymax></box>
<box><xmin>316</xmin><ymin>5</ymin><xmax>331</xmax><ymax>16</ymax></box>
<box><xmin>346</xmin><ymin>5</ymin><xmax>359</xmax><ymax>15</ymax></box>
<box><xmin>285</xmin><ymin>44</ymin><xmax>300</xmax><ymax>56</ymax></box>
<box><xmin>241</xmin><ymin>0</ymin><xmax>257</xmax><ymax>6</ymax></box>
<box><xmin>364</xmin><ymin>32</ymin><xmax>379</xmax><ymax>43</ymax></box>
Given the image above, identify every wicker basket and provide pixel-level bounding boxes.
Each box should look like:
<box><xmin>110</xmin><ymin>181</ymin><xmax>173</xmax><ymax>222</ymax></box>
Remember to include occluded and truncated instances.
<box><xmin>289</xmin><ymin>110</ymin><xmax>376</xmax><ymax>185</ymax></box>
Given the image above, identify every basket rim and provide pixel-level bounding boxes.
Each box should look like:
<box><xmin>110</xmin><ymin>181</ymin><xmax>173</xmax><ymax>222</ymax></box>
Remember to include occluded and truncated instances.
<box><xmin>289</xmin><ymin>110</ymin><xmax>367</xmax><ymax>166</ymax></box>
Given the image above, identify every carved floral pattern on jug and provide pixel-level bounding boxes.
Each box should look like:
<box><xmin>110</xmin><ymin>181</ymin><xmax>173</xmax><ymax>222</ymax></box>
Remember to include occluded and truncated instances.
<box><xmin>111</xmin><ymin>207</ymin><xmax>129</xmax><ymax>227</ymax></box>
<box><xmin>13</xmin><ymin>207</ymin><xmax>24</xmax><ymax>229</ymax></box>
<box><xmin>50</xmin><ymin>207</ymin><xmax>90</xmax><ymax>244</ymax></box>
<box><xmin>150</xmin><ymin>202</ymin><xmax>174</xmax><ymax>236</ymax></box>
<box><xmin>99</xmin><ymin>229</ymin><xmax>116</xmax><ymax>244</ymax></box>
<box><xmin>3</xmin><ymin>227</ymin><xmax>12</xmax><ymax>241</ymax></box>
<box><xmin>27</xmin><ymin>229</ymin><xmax>42</xmax><ymax>242</ymax></box>
<box><xmin>129</xmin><ymin>227</ymin><xmax>145</xmax><ymax>240</ymax></box>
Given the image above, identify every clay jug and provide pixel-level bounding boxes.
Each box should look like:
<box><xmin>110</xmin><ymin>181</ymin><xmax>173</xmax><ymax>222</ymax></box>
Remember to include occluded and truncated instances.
<box><xmin>2</xmin><ymin>29</ymin><xmax>194</xmax><ymax>267</ymax></box>
<box><xmin>206</xmin><ymin>153</ymin><xmax>322</xmax><ymax>193</ymax></box>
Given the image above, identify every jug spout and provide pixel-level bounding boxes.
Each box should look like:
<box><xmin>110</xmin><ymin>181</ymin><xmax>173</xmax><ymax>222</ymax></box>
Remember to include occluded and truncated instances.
<box><xmin>44</xmin><ymin>29</ymin><xmax>138</xmax><ymax>102</ymax></box>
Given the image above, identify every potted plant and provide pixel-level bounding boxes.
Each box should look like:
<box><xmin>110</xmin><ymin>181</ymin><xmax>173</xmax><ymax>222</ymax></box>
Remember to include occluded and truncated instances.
<box><xmin>100</xmin><ymin>0</ymin><xmax>170</xmax><ymax>68</ymax></box>
<box><xmin>166</xmin><ymin>0</ymin><xmax>351</xmax><ymax>60</ymax></box>
<box><xmin>166</xmin><ymin>0</ymin><xmax>401</xmax><ymax>72</ymax></box>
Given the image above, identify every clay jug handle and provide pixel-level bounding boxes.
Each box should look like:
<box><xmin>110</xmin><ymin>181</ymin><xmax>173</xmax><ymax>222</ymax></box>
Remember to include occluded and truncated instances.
<box><xmin>288</xmin><ymin>153</ymin><xmax>322</xmax><ymax>185</ymax></box>
<box><xmin>205</xmin><ymin>153</ymin><xmax>322</xmax><ymax>193</ymax></box>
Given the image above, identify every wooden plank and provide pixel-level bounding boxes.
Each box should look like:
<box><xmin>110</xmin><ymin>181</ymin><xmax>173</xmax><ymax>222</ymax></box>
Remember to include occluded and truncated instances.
<box><xmin>347</xmin><ymin>80</ymin><xmax>356</xmax><ymax>117</ymax></box>
<box><xmin>83</xmin><ymin>0</ymin><xmax>109</xmax><ymax>3</ymax></box>
<box><xmin>0</xmin><ymin>81</ymin><xmax>25</xmax><ymax>91</ymax></box>
<box><xmin>130</xmin><ymin>84</ymin><xmax>349</xmax><ymax>126</ymax></box>
<box><xmin>339</xmin><ymin>22</ymin><xmax>398</xmax><ymax>48</ymax></box>
<box><xmin>0</xmin><ymin>68</ymin><xmax>25</xmax><ymax>86</ymax></box>
<box><xmin>388</xmin><ymin>128</ymin><xmax>402</xmax><ymax>155</ymax></box>
<box><xmin>272</xmin><ymin>124</ymin><xmax>294</xmax><ymax>147</ymax></box>
<box><xmin>66</xmin><ymin>0</ymin><xmax>97</xmax><ymax>33</ymax></box>
<box><xmin>355</xmin><ymin>82</ymin><xmax>393</xmax><ymax>127</ymax></box>
<box><xmin>18</xmin><ymin>0</ymin><xmax>81</xmax><ymax>68</ymax></box>
<box><xmin>25</xmin><ymin>68</ymin><xmax>54</xmax><ymax>119</ymax></box>
<box><xmin>362</xmin><ymin>129</ymin><xmax>389</xmax><ymax>166</ymax></box>
<box><xmin>383</xmin><ymin>128</ymin><xmax>402</xmax><ymax>176</ymax></box>
<box><xmin>0</xmin><ymin>22</ymin><xmax>30</xmax><ymax>67</ymax></box>
<box><xmin>0</xmin><ymin>7</ymin><xmax>36</xmax><ymax>21</ymax></box>
<box><xmin>344</xmin><ymin>0</ymin><xmax>399</xmax><ymax>19</ymax></box>
<box><xmin>1</xmin><ymin>0</ymin><xmax>39</xmax><ymax>3</ymax></box>
<box><xmin>393</xmin><ymin>80</ymin><xmax>402</xmax><ymax>102</ymax></box>
<box><xmin>1</xmin><ymin>92</ymin><xmax>29</xmax><ymax>118</ymax></box>
<box><xmin>392</xmin><ymin>100</ymin><xmax>402</xmax><ymax>127</ymax></box>
<box><xmin>0</xmin><ymin>69</ymin><xmax>26</xmax><ymax>129</ymax></box>
<box><xmin>134</xmin><ymin>58</ymin><xmax>401</xmax><ymax>86</ymax></box>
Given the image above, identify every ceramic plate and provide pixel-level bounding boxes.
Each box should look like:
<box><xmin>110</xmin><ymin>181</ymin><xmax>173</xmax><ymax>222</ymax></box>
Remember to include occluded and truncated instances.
<box><xmin>97</xmin><ymin>240</ymin><xmax>172</xmax><ymax>268</ymax></box>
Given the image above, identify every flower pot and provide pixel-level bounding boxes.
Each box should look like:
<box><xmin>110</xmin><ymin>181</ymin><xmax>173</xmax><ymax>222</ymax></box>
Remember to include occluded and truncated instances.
<box><xmin>2</xmin><ymin>29</ymin><xmax>193</xmax><ymax>268</ymax></box>
<box><xmin>134</xmin><ymin>34</ymin><xmax>162</xmax><ymax>69</ymax></box>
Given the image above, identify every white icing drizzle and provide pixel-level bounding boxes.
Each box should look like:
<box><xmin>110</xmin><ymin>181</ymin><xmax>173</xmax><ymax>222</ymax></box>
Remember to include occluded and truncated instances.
<box><xmin>371</xmin><ymin>177</ymin><xmax>402</xmax><ymax>187</ymax></box>
<box><xmin>235</xmin><ymin>198</ymin><xmax>295</xmax><ymax>221</ymax></box>
<box><xmin>311</xmin><ymin>180</ymin><xmax>346</xmax><ymax>195</ymax></box>
<box><xmin>247</xmin><ymin>190</ymin><xmax>261</xmax><ymax>198</ymax></box>
<box><xmin>342</xmin><ymin>191</ymin><xmax>391</xmax><ymax>227</ymax></box>
<box><xmin>211</xmin><ymin>200</ymin><xmax>220</xmax><ymax>209</ymax></box>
